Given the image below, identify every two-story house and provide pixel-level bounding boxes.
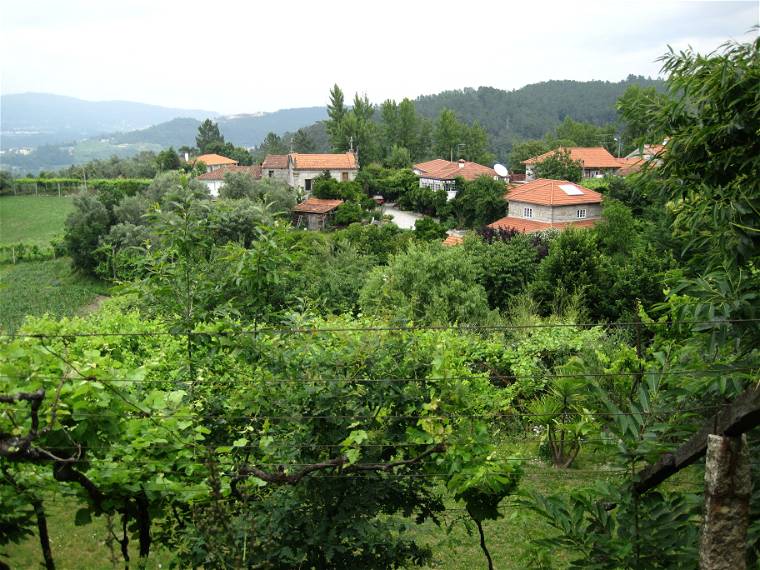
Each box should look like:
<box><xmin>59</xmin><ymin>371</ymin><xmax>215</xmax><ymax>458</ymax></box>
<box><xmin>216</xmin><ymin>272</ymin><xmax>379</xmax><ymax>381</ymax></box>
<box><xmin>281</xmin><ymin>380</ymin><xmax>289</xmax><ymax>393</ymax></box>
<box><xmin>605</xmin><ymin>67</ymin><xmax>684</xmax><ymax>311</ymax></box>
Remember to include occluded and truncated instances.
<box><xmin>523</xmin><ymin>147</ymin><xmax>621</xmax><ymax>180</ymax></box>
<box><xmin>261</xmin><ymin>152</ymin><xmax>359</xmax><ymax>193</ymax></box>
<box><xmin>487</xmin><ymin>178</ymin><xmax>602</xmax><ymax>233</ymax></box>
<box><xmin>413</xmin><ymin>159</ymin><xmax>507</xmax><ymax>200</ymax></box>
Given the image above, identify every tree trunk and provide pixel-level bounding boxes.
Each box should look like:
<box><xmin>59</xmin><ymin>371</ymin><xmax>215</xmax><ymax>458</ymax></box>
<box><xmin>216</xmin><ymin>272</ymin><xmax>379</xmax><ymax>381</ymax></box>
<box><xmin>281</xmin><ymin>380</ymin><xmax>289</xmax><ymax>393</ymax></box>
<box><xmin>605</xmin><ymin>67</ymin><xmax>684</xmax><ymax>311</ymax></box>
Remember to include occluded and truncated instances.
<box><xmin>135</xmin><ymin>494</ymin><xmax>151</xmax><ymax>558</ymax></box>
<box><xmin>32</xmin><ymin>499</ymin><xmax>55</xmax><ymax>570</ymax></box>
<box><xmin>699</xmin><ymin>434</ymin><xmax>750</xmax><ymax>570</ymax></box>
<box><xmin>119</xmin><ymin>513</ymin><xmax>130</xmax><ymax>568</ymax></box>
<box><xmin>474</xmin><ymin>518</ymin><xmax>494</xmax><ymax>570</ymax></box>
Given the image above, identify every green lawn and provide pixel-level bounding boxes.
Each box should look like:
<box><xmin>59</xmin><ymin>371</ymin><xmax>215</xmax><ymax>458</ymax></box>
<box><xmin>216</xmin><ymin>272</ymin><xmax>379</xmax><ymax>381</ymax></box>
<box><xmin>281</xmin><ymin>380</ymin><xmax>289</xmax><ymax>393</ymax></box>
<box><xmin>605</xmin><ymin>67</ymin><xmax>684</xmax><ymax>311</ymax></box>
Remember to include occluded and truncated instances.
<box><xmin>0</xmin><ymin>195</ymin><xmax>75</xmax><ymax>246</ymax></box>
<box><xmin>0</xmin><ymin>258</ymin><xmax>109</xmax><ymax>333</ymax></box>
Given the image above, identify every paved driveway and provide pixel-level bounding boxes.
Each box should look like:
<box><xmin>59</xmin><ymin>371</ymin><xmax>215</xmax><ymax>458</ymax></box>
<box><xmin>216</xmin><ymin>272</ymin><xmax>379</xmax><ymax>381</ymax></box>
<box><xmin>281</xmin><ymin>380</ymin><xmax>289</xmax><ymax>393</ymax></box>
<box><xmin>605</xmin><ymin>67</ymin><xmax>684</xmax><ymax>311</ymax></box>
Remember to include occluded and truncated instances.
<box><xmin>382</xmin><ymin>203</ymin><xmax>424</xmax><ymax>230</ymax></box>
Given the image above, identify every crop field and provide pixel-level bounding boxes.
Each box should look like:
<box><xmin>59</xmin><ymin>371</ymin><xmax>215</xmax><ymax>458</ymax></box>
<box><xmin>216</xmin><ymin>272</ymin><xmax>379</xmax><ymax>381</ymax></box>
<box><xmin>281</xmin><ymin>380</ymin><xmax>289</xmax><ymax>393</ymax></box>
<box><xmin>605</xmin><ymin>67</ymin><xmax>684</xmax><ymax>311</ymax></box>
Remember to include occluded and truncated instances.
<box><xmin>0</xmin><ymin>195</ymin><xmax>75</xmax><ymax>246</ymax></box>
<box><xmin>0</xmin><ymin>258</ymin><xmax>109</xmax><ymax>333</ymax></box>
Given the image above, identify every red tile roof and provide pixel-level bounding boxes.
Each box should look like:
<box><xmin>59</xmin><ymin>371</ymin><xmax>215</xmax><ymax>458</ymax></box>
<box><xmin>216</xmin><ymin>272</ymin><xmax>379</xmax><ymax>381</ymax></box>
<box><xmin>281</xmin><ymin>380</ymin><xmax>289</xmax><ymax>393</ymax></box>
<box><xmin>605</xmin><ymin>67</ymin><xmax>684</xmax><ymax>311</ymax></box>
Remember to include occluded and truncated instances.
<box><xmin>291</xmin><ymin>153</ymin><xmax>358</xmax><ymax>170</ymax></box>
<box><xmin>196</xmin><ymin>165</ymin><xmax>262</xmax><ymax>181</ymax></box>
<box><xmin>442</xmin><ymin>234</ymin><xmax>464</xmax><ymax>247</ymax></box>
<box><xmin>292</xmin><ymin>197</ymin><xmax>344</xmax><ymax>214</ymax></box>
<box><xmin>262</xmin><ymin>154</ymin><xmax>289</xmax><ymax>169</ymax></box>
<box><xmin>615</xmin><ymin>157</ymin><xmax>645</xmax><ymax>176</ymax></box>
<box><xmin>523</xmin><ymin>147</ymin><xmax>621</xmax><ymax>169</ymax></box>
<box><xmin>505</xmin><ymin>178</ymin><xmax>603</xmax><ymax>207</ymax></box>
<box><xmin>487</xmin><ymin>216</ymin><xmax>599</xmax><ymax>233</ymax></box>
<box><xmin>194</xmin><ymin>153</ymin><xmax>238</xmax><ymax>166</ymax></box>
<box><xmin>414</xmin><ymin>159</ymin><xmax>453</xmax><ymax>173</ymax></box>
<box><xmin>414</xmin><ymin>159</ymin><xmax>502</xmax><ymax>182</ymax></box>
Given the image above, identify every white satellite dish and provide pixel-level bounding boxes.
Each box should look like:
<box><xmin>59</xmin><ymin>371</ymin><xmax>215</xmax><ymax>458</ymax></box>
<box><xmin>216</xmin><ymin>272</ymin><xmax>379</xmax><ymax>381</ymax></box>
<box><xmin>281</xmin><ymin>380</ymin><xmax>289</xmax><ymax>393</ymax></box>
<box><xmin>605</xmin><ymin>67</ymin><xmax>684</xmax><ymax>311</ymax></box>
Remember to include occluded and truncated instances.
<box><xmin>493</xmin><ymin>163</ymin><xmax>509</xmax><ymax>177</ymax></box>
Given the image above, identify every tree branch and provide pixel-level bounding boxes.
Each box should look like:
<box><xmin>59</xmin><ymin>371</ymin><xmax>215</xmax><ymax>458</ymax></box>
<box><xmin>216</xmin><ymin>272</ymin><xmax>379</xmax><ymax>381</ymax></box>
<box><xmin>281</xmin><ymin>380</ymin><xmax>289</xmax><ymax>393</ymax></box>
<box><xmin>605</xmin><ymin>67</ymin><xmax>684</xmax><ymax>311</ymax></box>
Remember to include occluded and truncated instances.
<box><xmin>233</xmin><ymin>443</ymin><xmax>445</xmax><ymax>491</ymax></box>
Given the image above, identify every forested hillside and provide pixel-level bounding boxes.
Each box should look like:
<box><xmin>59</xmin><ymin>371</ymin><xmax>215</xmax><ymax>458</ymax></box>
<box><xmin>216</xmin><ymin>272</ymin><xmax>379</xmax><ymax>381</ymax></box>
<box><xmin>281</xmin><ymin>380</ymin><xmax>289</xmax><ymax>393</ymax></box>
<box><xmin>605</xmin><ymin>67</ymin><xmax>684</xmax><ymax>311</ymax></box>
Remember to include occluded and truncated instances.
<box><xmin>413</xmin><ymin>76</ymin><xmax>665</xmax><ymax>158</ymax></box>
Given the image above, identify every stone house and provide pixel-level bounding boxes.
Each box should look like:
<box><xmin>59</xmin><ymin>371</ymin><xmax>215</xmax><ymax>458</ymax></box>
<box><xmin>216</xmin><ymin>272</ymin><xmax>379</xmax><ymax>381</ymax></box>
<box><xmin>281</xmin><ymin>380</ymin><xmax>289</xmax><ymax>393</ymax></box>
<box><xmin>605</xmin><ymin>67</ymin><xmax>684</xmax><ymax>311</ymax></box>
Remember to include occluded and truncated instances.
<box><xmin>196</xmin><ymin>165</ymin><xmax>262</xmax><ymax>198</ymax></box>
<box><xmin>261</xmin><ymin>152</ymin><xmax>359</xmax><ymax>193</ymax></box>
<box><xmin>523</xmin><ymin>147</ymin><xmax>621</xmax><ymax>180</ymax></box>
<box><xmin>261</xmin><ymin>154</ymin><xmax>289</xmax><ymax>182</ymax></box>
<box><xmin>487</xmin><ymin>178</ymin><xmax>603</xmax><ymax>233</ymax></box>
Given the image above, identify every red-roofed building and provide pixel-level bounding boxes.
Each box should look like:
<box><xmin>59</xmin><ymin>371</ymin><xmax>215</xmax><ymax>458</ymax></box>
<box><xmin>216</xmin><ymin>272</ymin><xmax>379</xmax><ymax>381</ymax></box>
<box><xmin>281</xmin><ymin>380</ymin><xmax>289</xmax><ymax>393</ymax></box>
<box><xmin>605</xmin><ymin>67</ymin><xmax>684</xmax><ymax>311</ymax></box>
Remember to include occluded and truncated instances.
<box><xmin>413</xmin><ymin>159</ymin><xmax>507</xmax><ymax>200</ymax></box>
<box><xmin>523</xmin><ymin>147</ymin><xmax>621</xmax><ymax>180</ymax></box>
<box><xmin>196</xmin><ymin>165</ymin><xmax>262</xmax><ymax>197</ymax></box>
<box><xmin>442</xmin><ymin>234</ymin><xmax>464</xmax><ymax>247</ymax></box>
<box><xmin>261</xmin><ymin>152</ymin><xmax>359</xmax><ymax>192</ymax></box>
<box><xmin>288</xmin><ymin>152</ymin><xmax>358</xmax><ymax>192</ymax></box>
<box><xmin>292</xmin><ymin>197</ymin><xmax>344</xmax><ymax>230</ymax></box>
<box><xmin>262</xmin><ymin>154</ymin><xmax>289</xmax><ymax>182</ymax></box>
<box><xmin>193</xmin><ymin>153</ymin><xmax>239</xmax><ymax>172</ymax></box>
<box><xmin>487</xmin><ymin>178</ymin><xmax>603</xmax><ymax>234</ymax></box>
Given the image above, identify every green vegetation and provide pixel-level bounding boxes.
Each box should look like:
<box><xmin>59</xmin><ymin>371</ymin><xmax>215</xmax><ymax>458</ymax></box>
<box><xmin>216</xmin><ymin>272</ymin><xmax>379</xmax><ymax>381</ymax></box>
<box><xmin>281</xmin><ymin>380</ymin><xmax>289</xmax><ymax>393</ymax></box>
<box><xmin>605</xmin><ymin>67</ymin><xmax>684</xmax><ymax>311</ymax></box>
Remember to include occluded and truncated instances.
<box><xmin>0</xmin><ymin>196</ymin><xmax>74</xmax><ymax>246</ymax></box>
<box><xmin>0</xmin><ymin>258</ymin><xmax>108</xmax><ymax>333</ymax></box>
<box><xmin>2</xmin><ymin>38</ymin><xmax>759</xmax><ymax>570</ymax></box>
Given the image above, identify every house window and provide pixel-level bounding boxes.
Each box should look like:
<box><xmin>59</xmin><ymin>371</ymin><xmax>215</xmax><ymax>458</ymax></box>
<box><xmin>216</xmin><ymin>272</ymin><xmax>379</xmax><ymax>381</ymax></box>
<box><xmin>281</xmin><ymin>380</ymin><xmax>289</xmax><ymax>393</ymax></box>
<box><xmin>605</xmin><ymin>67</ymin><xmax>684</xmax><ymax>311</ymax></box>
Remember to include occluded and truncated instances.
<box><xmin>305</xmin><ymin>179</ymin><xmax>313</xmax><ymax>192</ymax></box>
<box><xmin>523</xmin><ymin>207</ymin><xmax>533</xmax><ymax>218</ymax></box>
<box><xmin>341</xmin><ymin>172</ymin><xmax>349</xmax><ymax>182</ymax></box>
<box><xmin>577</xmin><ymin>209</ymin><xmax>587</xmax><ymax>219</ymax></box>
<box><xmin>268</xmin><ymin>170</ymin><xmax>274</xmax><ymax>178</ymax></box>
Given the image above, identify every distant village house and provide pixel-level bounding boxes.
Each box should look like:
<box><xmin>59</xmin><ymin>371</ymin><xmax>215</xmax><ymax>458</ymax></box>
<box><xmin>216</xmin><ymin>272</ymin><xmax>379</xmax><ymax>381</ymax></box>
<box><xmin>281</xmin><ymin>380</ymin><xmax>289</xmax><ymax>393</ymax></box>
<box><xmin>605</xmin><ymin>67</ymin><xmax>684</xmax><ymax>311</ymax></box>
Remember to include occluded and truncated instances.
<box><xmin>197</xmin><ymin>165</ymin><xmax>262</xmax><ymax>198</ymax></box>
<box><xmin>413</xmin><ymin>159</ymin><xmax>508</xmax><ymax>200</ymax></box>
<box><xmin>193</xmin><ymin>153</ymin><xmax>239</xmax><ymax>173</ymax></box>
<box><xmin>523</xmin><ymin>147</ymin><xmax>621</xmax><ymax>180</ymax></box>
<box><xmin>487</xmin><ymin>178</ymin><xmax>602</xmax><ymax>233</ymax></box>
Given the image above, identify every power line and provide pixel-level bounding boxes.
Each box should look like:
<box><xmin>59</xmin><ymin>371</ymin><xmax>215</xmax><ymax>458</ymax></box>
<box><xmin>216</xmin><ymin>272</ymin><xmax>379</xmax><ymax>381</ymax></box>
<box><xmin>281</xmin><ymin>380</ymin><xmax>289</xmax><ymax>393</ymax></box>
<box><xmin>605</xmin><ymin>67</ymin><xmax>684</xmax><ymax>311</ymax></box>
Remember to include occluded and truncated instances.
<box><xmin>2</xmin><ymin>318</ymin><xmax>758</xmax><ymax>339</ymax></box>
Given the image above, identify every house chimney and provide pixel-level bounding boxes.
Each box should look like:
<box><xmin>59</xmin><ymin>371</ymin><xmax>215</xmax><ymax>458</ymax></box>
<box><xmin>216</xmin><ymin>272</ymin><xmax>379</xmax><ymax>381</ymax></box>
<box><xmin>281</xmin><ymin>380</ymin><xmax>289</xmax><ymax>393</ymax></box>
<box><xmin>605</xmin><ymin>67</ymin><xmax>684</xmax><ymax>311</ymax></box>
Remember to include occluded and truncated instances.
<box><xmin>458</xmin><ymin>159</ymin><xmax>465</xmax><ymax>169</ymax></box>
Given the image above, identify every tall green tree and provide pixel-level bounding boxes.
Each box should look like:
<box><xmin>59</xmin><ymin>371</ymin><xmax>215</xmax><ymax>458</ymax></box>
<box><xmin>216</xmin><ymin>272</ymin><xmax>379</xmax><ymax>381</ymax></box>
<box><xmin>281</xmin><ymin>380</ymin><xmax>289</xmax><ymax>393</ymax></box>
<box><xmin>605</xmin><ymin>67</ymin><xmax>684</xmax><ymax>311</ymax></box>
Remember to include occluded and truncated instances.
<box><xmin>326</xmin><ymin>84</ymin><xmax>348</xmax><ymax>151</ymax></box>
<box><xmin>196</xmin><ymin>119</ymin><xmax>225</xmax><ymax>154</ymax></box>
<box><xmin>292</xmin><ymin>128</ymin><xmax>315</xmax><ymax>153</ymax></box>
<box><xmin>462</xmin><ymin>121</ymin><xmax>495</xmax><ymax>164</ymax></box>
<box><xmin>533</xmin><ymin>148</ymin><xmax>583</xmax><ymax>182</ymax></box>
<box><xmin>433</xmin><ymin>108</ymin><xmax>463</xmax><ymax>160</ymax></box>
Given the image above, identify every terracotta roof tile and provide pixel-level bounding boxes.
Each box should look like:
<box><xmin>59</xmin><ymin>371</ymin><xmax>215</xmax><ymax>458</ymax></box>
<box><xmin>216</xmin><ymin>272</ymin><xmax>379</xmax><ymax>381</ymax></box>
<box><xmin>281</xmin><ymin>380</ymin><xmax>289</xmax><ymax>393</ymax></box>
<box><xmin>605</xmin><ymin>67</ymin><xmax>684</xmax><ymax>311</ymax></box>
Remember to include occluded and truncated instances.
<box><xmin>505</xmin><ymin>178</ymin><xmax>603</xmax><ymax>207</ymax></box>
<box><xmin>487</xmin><ymin>216</ymin><xmax>599</xmax><ymax>233</ymax></box>
<box><xmin>615</xmin><ymin>157</ymin><xmax>645</xmax><ymax>176</ymax></box>
<box><xmin>194</xmin><ymin>153</ymin><xmax>238</xmax><ymax>166</ymax></box>
<box><xmin>196</xmin><ymin>165</ymin><xmax>262</xmax><ymax>181</ymax></box>
<box><xmin>262</xmin><ymin>154</ymin><xmax>289</xmax><ymax>169</ymax></box>
<box><xmin>414</xmin><ymin>159</ymin><xmax>502</xmax><ymax>182</ymax></box>
<box><xmin>291</xmin><ymin>153</ymin><xmax>358</xmax><ymax>170</ymax></box>
<box><xmin>523</xmin><ymin>147</ymin><xmax>621</xmax><ymax>169</ymax></box>
<box><xmin>442</xmin><ymin>235</ymin><xmax>464</xmax><ymax>247</ymax></box>
<box><xmin>414</xmin><ymin>159</ymin><xmax>453</xmax><ymax>174</ymax></box>
<box><xmin>292</xmin><ymin>197</ymin><xmax>344</xmax><ymax>214</ymax></box>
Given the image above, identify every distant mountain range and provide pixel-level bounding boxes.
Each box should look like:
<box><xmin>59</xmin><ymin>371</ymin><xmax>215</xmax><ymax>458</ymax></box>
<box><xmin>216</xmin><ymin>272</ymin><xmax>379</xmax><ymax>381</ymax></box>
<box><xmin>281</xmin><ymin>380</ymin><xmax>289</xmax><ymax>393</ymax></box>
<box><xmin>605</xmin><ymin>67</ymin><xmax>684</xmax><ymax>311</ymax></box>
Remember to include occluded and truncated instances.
<box><xmin>0</xmin><ymin>77</ymin><xmax>665</xmax><ymax>172</ymax></box>
<box><xmin>110</xmin><ymin>107</ymin><xmax>328</xmax><ymax>148</ymax></box>
<box><xmin>0</xmin><ymin>93</ymin><xmax>218</xmax><ymax>148</ymax></box>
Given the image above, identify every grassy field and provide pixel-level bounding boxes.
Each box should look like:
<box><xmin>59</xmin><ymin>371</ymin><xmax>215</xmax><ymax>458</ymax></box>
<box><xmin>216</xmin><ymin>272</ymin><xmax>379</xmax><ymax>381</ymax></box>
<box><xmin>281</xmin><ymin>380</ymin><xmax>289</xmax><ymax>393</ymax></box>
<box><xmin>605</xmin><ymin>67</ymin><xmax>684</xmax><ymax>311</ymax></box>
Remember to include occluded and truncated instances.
<box><xmin>0</xmin><ymin>258</ymin><xmax>109</xmax><ymax>333</ymax></box>
<box><xmin>0</xmin><ymin>195</ymin><xmax>75</xmax><ymax>246</ymax></box>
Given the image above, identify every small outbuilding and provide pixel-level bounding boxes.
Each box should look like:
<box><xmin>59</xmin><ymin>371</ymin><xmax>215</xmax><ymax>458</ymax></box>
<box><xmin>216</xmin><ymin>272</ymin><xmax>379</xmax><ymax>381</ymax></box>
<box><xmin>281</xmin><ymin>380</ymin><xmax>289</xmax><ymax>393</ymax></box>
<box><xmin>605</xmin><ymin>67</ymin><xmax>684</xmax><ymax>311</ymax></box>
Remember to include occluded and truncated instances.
<box><xmin>292</xmin><ymin>197</ymin><xmax>344</xmax><ymax>230</ymax></box>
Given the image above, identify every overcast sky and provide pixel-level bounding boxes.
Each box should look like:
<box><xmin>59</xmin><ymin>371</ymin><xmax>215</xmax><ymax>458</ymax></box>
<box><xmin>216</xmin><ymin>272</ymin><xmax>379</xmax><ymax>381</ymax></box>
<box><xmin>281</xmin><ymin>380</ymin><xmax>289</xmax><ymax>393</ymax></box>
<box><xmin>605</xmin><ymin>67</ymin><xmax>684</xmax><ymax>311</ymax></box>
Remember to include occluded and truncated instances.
<box><xmin>1</xmin><ymin>0</ymin><xmax>757</xmax><ymax>115</ymax></box>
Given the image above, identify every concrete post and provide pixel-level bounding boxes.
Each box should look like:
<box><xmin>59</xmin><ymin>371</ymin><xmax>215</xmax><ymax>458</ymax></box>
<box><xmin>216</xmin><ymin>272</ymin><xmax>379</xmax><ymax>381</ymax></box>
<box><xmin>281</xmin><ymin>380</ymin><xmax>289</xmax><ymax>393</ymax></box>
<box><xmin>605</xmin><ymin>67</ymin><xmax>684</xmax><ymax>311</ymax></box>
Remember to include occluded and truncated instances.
<box><xmin>699</xmin><ymin>434</ymin><xmax>750</xmax><ymax>570</ymax></box>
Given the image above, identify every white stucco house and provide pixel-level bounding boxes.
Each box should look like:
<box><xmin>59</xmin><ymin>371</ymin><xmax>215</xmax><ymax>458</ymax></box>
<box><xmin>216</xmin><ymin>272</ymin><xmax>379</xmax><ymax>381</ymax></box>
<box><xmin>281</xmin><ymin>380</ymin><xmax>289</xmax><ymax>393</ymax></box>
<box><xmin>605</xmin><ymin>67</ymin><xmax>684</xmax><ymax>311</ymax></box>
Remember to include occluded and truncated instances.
<box><xmin>413</xmin><ymin>159</ymin><xmax>507</xmax><ymax>200</ymax></box>
<box><xmin>196</xmin><ymin>165</ymin><xmax>262</xmax><ymax>198</ymax></box>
